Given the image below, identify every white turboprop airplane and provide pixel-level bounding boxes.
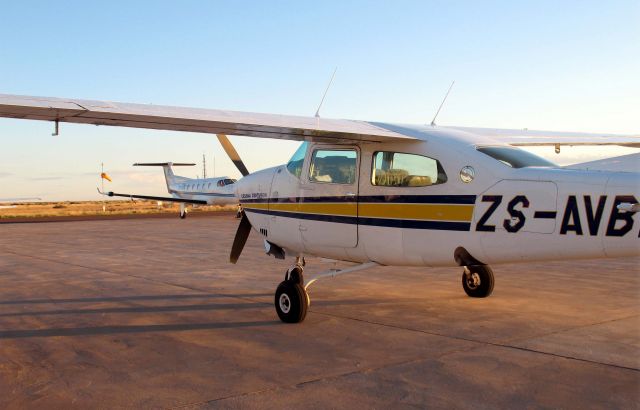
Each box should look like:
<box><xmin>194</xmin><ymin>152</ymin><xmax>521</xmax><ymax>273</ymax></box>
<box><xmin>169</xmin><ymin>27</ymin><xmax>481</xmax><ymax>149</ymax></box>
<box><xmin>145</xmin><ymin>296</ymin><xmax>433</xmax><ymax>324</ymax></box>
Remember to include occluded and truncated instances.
<box><xmin>99</xmin><ymin>162</ymin><xmax>239</xmax><ymax>218</ymax></box>
<box><xmin>0</xmin><ymin>197</ymin><xmax>41</xmax><ymax>209</ymax></box>
<box><xmin>0</xmin><ymin>93</ymin><xmax>638</xmax><ymax>323</ymax></box>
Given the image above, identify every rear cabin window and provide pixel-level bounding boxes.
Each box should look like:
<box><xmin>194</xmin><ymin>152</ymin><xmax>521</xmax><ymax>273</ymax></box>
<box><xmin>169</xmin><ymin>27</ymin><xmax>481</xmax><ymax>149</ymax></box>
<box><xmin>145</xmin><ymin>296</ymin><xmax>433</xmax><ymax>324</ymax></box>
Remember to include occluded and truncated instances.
<box><xmin>309</xmin><ymin>149</ymin><xmax>357</xmax><ymax>184</ymax></box>
<box><xmin>477</xmin><ymin>146</ymin><xmax>557</xmax><ymax>168</ymax></box>
<box><xmin>286</xmin><ymin>142</ymin><xmax>308</xmax><ymax>178</ymax></box>
<box><xmin>372</xmin><ymin>152</ymin><xmax>447</xmax><ymax>187</ymax></box>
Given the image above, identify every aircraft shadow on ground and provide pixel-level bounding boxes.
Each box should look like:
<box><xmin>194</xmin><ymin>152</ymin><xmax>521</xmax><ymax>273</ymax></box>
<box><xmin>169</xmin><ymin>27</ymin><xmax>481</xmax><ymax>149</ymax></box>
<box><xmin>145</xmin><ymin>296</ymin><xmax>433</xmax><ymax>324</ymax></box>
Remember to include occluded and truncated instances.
<box><xmin>0</xmin><ymin>293</ymin><xmax>387</xmax><ymax>339</ymax></box>
<box><xmin>0</xmin><ymin>293</ymin><xmax>273</xmax><ymax>305</ymax></box>
<box><xmin>0</xmin><ymin>320</ymin><xmax>281</xmax><ymax>339</ymax></box>
<box><xmin>0</xmin><ymin>298</ymin><xmax>377</xmax><ymax>318</ymax></box>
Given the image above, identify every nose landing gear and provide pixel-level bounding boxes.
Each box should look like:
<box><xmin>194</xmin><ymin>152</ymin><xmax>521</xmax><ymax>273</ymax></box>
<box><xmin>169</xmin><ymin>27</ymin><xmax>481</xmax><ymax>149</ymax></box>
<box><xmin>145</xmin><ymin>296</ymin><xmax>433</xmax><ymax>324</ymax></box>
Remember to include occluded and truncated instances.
<box><xmin>179</xmin><ymin>203</ymin><xmax>188</xmax><ymax>219</ymax></box>
<box><xmin>273</xmin><ymin>259</ymin><xmax>380</xmax><ymax>323</ymax></box>
<box><xmin>274</xmin><ymin>261</ymin><xmax>308</xmax><ymax>323</ymax></box>
<box><xmin>462</xmin><ymin>265</ymin><xmax>494</xmax><ymax>298</ymax></box>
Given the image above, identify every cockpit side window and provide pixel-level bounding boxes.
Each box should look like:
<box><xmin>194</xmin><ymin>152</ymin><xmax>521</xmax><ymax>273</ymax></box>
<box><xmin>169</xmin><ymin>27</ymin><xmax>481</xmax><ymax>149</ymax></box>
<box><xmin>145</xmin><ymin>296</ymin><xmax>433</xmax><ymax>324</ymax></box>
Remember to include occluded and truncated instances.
<box><xmin>477</xmin><ymin>146</ymin><xmax>557</xmax><ymax>168</ymax></box>
<box><xmin>371</xmin><ymin>151</ymin><xmax>447</xmax><ymax>187</ymax></box>
<box><xmin>309</xmin><ymin>149</ymin><xmax>357</xmax><ymax>184</ymax></box>
<box><xmin>286</xmin><ymin>142</ymin><xmax>308</xmax><ymax>178</ymax></box>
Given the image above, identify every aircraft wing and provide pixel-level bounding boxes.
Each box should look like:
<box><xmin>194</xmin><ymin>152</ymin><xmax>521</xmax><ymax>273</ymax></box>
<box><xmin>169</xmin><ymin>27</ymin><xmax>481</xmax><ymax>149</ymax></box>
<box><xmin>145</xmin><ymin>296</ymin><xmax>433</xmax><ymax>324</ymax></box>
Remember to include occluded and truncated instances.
<box><xmin>101</xmin><ymin>191</ymin><xmax>207</xmax><ymax>205</ymax></box>
<box><xmin>0</xmin><ymin>94</ymin><xmax>413</xmax><ymax>143</ymax></box>
<box><xmin>564</xmin><ymin>153</ymin><xmax>640</xmax><ymax>172</ymax></box>
<box><xmin>447</xmin><ymin>126</ymin><xmax>640</xmax><ymax>148</ymax></box>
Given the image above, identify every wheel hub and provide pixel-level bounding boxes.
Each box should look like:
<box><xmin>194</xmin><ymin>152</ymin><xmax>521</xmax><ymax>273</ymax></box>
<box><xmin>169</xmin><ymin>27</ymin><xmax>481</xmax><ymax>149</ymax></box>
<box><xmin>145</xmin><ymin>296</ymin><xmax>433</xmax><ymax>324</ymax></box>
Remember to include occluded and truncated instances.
<box><xmin>466</xmin><ymin>272</ymin><xmax>481</xmax><ymax>290</ymax></box>
<box><xmin>279</xmin><ymin>293</ymin><xmax>291</xmax><ymax>314</ymax></box>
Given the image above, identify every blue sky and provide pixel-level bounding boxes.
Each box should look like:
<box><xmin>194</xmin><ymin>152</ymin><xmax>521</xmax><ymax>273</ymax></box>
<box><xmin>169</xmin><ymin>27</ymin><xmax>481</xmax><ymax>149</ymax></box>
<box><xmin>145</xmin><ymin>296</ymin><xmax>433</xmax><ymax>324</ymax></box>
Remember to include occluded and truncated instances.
<box><xmin>1</xmin><ymin>1</ymin><xmax>638</xmax><ymax>200</ymax></box>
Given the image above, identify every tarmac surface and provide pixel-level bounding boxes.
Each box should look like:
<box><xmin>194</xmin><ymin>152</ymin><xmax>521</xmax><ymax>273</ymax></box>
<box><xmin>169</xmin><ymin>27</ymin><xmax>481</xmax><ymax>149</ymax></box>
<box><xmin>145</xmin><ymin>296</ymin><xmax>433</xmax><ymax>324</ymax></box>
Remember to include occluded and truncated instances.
<box><xmin>0</xmin><ymin>213</ymin><xmax>638</xmax><ymax>409</ymax></box>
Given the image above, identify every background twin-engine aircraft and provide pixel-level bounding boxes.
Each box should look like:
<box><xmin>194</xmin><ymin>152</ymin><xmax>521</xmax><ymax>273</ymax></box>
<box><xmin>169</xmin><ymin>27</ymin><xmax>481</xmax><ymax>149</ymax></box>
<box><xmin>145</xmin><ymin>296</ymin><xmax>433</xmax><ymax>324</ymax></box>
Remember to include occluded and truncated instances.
<box><xmin>0</xmin><ymin>93</ymin><xmax>638</xmax><ymax>323</ymax></box>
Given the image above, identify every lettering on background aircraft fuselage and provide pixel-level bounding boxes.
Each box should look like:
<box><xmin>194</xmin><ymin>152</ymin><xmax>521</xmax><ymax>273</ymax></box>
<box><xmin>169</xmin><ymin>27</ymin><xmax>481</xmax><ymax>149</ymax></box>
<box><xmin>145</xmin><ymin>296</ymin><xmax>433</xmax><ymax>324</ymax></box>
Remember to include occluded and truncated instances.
<box><xmin>475</xmin><ymin>194</ymin><xmax>638</xmax><ymax>237</ymax></box>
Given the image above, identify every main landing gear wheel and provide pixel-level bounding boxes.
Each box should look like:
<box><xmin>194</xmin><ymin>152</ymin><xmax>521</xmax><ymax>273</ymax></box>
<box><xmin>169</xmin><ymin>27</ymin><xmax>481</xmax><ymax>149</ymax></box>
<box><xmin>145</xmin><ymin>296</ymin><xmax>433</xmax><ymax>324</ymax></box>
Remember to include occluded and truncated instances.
<box><xmin>462</xmin><ymin>265</ymin><xmax>494</xmax><ymax>298</ymax></box>
<box><xmin>275</xmin><ymin>280</ymin><xmax>309</xmax><ymax>323</ymax></box>
<box><xmin>179</xmin><ymin>210</ymin><xmax>187</xmax><ymax>219</ymax></box>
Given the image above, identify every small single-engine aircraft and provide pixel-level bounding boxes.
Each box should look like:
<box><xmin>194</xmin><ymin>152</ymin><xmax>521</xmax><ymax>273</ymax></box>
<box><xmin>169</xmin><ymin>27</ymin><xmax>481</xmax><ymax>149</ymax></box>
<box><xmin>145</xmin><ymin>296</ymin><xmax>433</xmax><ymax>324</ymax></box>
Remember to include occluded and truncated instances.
<box><xmin>99</xmin><ymin>161</ymin><xmax>238</xmax><ymax>218</ymax></box>
<box><xmin>0</xmin><ymin>93</ymin><xmax>638</xmax><ymax>323</ymax></box>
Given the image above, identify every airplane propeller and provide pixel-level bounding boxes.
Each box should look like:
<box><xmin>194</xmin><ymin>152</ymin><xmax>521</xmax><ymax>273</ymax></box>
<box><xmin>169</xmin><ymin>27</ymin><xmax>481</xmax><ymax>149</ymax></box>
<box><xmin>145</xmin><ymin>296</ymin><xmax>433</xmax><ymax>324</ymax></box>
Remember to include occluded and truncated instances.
<box><xmin>214</xmin><ymin>133</ymin><xmax>253</xmax><ymax>263</ymax></box>
<box><xmin>230</xmin><ymin>211</ymin><xmax>252</xmax><ymax>264</ymax></box>
<box><xmin>217</xmin><ymin>134</ymin><xmax>250</xmax><ymax>177</ymax></box>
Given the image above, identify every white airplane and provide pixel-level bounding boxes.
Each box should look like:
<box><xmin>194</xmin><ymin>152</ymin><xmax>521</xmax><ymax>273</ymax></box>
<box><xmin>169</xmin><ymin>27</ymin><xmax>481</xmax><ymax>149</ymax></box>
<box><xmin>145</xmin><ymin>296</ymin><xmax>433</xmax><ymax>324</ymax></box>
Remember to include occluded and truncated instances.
<box><xmin>99</xmin><ymin>161</ymin><xmax>239</xmax><ymax>218</ymax></box>
<box><xmin>0</xmin><ymin>93</ymin><xmax>638</xmax><ymax>323</ymax></box>
<box><xmin>0</xmin><ymin>197</ymin><xmax>41</xmax><ymax>209</ymax></box>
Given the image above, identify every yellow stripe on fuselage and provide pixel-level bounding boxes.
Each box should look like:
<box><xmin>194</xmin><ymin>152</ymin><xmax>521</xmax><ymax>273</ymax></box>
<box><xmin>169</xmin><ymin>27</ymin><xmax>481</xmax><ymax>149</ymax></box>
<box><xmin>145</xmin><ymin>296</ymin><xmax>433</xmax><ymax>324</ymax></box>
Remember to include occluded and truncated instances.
<box><xmin>245</xmin><ymin>202</ymin><xmax>357</xmax><ymax>217</ymax></box>
<box><xmin>359</xmin><ymin>203</ymin><xmax>473</xmax><ymax>222</ymax></box>
<box><xmin>243</xmin><ymin>201</ymin><xmax>474</xmax><ymax>222</ymax></box>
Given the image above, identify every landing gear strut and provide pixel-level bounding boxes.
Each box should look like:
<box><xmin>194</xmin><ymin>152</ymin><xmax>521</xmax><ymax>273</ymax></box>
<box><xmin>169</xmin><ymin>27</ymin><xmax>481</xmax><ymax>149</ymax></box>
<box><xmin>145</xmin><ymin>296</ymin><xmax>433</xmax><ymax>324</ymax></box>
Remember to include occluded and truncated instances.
<box><xmin>273</xmin><ymin>259</ymin><xmax>380</xmax><ymax>323</ymax></box>
<box><xmin>462</xmin><ymin>265</ymin><xmax>494</xmax><ymax>298</ymax></box>
<box><xmin>179</xmin><ymin>203</ymin><xmax>188</xmax><ymax>219</ymax></box>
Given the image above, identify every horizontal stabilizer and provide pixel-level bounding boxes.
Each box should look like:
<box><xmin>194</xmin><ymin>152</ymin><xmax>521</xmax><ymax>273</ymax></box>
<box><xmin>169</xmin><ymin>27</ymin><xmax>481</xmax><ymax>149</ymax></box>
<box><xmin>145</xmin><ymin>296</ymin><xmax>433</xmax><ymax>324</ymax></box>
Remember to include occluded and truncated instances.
<box><xmin>133</xmin><ymin>163</ymin><xmax>195</xmax><ymax>167</ymax></box>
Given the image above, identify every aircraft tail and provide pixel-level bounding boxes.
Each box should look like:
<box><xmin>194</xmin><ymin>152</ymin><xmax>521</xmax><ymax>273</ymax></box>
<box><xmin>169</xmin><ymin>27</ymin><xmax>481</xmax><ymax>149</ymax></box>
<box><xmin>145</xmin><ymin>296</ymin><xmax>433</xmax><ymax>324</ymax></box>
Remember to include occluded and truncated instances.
<box><xmin>133</xmin><ymin>162</ymin><xmax>194</xmax><ymax>191</ymax></box>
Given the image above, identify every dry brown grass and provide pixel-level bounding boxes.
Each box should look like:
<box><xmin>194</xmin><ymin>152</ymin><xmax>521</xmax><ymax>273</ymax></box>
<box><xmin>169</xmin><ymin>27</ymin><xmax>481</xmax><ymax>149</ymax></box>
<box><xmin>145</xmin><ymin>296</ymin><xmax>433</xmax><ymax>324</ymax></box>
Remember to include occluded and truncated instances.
<box><xmin>0</xmin><ymin>200</ymin><xmax>236</xmax><ymax>219</ymax></box>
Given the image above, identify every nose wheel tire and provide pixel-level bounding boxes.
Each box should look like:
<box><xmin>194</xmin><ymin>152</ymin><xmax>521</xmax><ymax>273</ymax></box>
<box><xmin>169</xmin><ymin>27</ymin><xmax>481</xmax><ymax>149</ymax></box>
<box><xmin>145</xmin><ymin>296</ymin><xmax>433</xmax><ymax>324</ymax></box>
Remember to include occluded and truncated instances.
<box><xmin>275</xmin><ymin>280</ymin><xmax>309</xmax><ymax>323</ymax></box>
<box><xmin>179</xmin><ymin>211</ymin><xmax>187</xmax><ymax>219</ymax></box>
<box><xmin>462</xmin><ymin>265</ymin><xmax>494</xmax><ymax>298</ymax></box>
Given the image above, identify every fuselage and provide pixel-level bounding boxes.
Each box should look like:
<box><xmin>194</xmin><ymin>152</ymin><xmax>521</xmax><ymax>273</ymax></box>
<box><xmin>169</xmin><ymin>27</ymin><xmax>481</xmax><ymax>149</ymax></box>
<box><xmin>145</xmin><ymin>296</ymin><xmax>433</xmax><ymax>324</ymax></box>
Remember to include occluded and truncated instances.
<box><xmin>233</xmin><ymin>124</ymin><xmax>639</xmax><ymax>267</ymax></box>
<box><xmin>160</xmin><ymin>165</ymin><xmax>238</xmax><ymax>205</ymax></box>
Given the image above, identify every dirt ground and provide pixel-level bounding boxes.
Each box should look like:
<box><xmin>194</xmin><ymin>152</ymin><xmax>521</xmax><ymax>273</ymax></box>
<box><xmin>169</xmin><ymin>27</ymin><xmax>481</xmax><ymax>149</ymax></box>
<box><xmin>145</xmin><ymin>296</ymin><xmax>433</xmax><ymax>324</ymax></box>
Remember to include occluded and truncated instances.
<box><xmin>0</xmin><ymin>200</ymin><xmax>235</xmax><ymax>220</ymax></box>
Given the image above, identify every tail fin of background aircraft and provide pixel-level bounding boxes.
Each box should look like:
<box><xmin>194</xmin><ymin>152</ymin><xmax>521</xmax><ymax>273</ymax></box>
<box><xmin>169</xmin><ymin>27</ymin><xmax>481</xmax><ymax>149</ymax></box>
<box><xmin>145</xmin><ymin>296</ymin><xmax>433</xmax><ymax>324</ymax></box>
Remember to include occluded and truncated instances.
<box><xmin>133</xmin><ymin>162</ymin><xmax>195</xmax><ymax>191</ymax></box>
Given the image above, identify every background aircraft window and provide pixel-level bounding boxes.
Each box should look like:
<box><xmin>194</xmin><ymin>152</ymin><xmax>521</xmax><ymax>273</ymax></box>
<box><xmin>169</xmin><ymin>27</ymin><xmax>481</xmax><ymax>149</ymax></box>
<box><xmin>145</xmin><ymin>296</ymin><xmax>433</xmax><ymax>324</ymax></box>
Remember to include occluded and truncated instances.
<box><xmin>286</xmin><ymin>142</ymin><xmax>308</xmax><ymax>178</ymax></box>
<box><xmin>309</xmin><ymin>149</ymin><xmax>357</xmax><ymax>184</ymax></box>
<box><xmin>477</xmin><ymin>146</ymin><xmax>557</xmax><ymax>168</ymax></box>
<box><xmin>224</xmin><ymin>179</ymin><xmax>235</xmax><ymax>185</ymax></box>
<box><xmin>372</xmin><ymin>151</ymin><xmax>447</xmax><ymax>187</ymax></box>
<box><xmin>217</xmin><ymin>180</ymin><xmax>225</xmax><ymax>187</ymax></box>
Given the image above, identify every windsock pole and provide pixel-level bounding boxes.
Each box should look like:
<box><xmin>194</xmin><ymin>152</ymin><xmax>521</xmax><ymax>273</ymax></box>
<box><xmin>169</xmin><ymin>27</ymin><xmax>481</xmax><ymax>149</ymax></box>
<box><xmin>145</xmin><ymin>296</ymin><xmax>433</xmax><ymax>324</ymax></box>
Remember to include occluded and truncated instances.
<box><xmin>101</xmin><ymin>163</ymin><xmax>106</xmax><ymax>213</ymax></box>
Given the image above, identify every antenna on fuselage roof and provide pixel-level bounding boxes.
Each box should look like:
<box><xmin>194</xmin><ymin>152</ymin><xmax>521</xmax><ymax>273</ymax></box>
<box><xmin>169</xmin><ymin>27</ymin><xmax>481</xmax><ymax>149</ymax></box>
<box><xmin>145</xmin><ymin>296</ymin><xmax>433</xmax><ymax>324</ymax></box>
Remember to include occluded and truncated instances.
<box><xmin>314</xmin><ymin>67</ymin><xmax>338</xmax><ymax>118</ymax></box>
<box><xmin>430</xmin><ymin>80</ymin><xmax>455</xmax><ymax>127</ymax></box>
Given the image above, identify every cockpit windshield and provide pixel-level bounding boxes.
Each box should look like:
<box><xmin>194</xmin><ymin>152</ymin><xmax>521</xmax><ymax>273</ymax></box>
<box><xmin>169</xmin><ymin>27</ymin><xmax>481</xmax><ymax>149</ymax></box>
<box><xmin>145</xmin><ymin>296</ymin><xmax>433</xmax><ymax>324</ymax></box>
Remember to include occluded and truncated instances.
<box><xmin>477</xmin><ymin>146</ymin><xmax>557</xmax><ymax>168</ymax></box>
<box><xmin>286</xmin><ymin>142</ymin><xmax>308</xmax><ymax>178</ymax></box>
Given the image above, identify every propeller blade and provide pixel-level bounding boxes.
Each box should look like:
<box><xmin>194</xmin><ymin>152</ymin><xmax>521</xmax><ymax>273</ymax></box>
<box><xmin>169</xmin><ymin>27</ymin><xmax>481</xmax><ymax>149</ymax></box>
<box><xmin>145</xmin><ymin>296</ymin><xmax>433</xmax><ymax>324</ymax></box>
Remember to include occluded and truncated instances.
<box><xmin>217</xmin><ymin>133</ymin><xmax>250</xmax><ymax>177</ymax></box>
<box><xmin>230</xmin><ymin>212</ymin><xmax>252</xmax><ymax>264</ymax></box>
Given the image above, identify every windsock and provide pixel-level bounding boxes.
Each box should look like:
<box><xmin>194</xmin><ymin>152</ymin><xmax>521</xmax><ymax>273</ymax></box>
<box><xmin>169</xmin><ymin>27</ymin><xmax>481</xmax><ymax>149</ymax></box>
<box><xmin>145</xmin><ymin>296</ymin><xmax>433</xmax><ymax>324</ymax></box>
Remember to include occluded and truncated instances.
<box><xmin>100</xmin><ymin>172</ymin><xmax>112</xmax><ymax>182</ymax></box>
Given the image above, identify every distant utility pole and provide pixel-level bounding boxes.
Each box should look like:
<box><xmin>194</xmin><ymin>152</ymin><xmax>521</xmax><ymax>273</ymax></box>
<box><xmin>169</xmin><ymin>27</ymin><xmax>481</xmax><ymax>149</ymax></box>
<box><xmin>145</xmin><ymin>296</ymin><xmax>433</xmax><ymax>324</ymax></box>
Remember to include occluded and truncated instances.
<box><xmin>202</xmin><ymin>153</ymin><xmax>207</xmax><ymax>179</ymax></box>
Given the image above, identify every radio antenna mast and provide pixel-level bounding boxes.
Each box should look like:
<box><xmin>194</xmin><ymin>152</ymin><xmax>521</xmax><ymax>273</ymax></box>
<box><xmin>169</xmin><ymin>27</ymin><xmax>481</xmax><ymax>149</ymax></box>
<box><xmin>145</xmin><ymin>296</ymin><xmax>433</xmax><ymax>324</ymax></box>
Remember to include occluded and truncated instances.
<box><xmin>315</xmin><ymin>67</ymin><xmax>338</xmax><ymax>118</ymax></box>
<box><xmin>430</xmin><ymin>80</ymin><xmax>455</xmax><ymax>126</ymax></box>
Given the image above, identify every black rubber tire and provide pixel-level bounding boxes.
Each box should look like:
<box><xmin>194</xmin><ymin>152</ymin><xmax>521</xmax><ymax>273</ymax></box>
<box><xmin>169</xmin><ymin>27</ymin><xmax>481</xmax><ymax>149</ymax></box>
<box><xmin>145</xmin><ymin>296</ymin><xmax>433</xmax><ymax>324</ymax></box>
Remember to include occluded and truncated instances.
<box><xmin>275</xmin><ymin>280</ymin><xmax>308</xmax><ymax>323</ymax></box>
<box><xmin>462</xmin><ymin>265</ymin><xmax>494</xmax><ymax>298</ymax></box>
<box><xmin>179</xmin><ymin>212</ymin><xmax>187</xmax><ymax>219</ymax></box>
